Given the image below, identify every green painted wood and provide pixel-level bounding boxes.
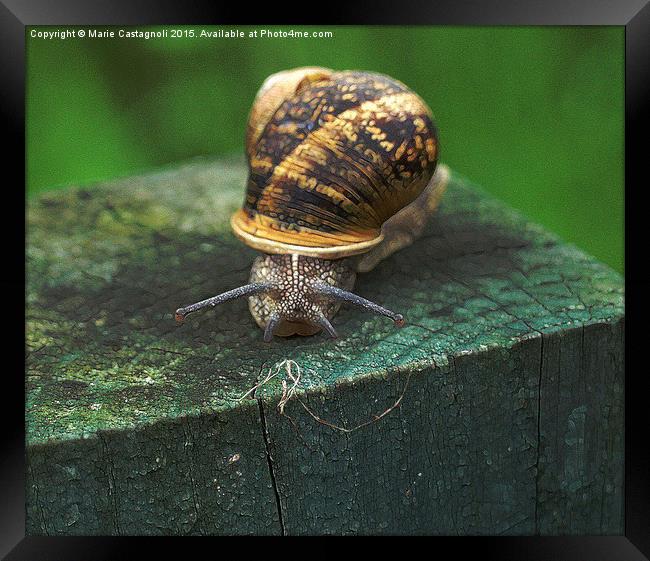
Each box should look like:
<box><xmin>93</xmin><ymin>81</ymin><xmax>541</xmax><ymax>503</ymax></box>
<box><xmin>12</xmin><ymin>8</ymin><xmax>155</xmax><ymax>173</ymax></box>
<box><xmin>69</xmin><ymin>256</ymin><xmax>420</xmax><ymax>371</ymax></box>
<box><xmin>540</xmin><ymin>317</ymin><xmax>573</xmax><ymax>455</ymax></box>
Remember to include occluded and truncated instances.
<box><xmin>26</xmin><ymin>157</ymin><xmax>624</xmax><ymax>535</ymax></box>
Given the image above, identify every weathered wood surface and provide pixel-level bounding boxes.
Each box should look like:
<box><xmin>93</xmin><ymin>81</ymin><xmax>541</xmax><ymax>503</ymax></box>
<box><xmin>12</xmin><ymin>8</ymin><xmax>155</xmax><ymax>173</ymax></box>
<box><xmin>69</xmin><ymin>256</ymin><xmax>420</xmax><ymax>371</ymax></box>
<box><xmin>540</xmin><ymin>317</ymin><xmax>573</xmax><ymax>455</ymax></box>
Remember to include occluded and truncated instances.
<box><xmin>26</xmin><ymin>157</ymin><xmax>624</xmax><ymax>535</ymax></box>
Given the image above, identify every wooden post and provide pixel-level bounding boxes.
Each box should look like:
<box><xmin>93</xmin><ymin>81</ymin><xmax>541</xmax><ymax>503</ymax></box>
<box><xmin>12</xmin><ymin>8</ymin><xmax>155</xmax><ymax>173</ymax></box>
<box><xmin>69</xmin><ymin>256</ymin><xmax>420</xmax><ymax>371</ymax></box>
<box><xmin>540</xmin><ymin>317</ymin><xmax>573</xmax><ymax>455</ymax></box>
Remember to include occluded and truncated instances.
<box><xmin>26</xmin><ymin>158</ymin><xmax>624</xmax><ymax>535</ymax></box>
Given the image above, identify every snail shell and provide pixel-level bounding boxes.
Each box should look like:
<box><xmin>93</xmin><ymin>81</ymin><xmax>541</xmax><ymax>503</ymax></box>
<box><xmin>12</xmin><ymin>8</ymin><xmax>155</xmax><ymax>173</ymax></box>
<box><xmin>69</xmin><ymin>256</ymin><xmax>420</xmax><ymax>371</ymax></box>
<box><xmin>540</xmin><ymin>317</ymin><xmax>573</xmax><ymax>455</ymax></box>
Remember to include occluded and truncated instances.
<box><xmin>231</xmin><ymin>67</ymin><xmax>440</xmax><ymax>259</ymax></box>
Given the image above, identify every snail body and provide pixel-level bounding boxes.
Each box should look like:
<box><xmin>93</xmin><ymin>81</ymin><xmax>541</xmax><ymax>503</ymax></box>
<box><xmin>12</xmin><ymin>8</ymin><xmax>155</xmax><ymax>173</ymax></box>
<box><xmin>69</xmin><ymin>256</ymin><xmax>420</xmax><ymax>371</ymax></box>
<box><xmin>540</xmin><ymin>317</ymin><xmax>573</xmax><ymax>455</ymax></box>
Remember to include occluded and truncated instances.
<box><xmin>176</xmin><ymin>67</ymin><xmax>448</xmax><ymax>341</ymax></box>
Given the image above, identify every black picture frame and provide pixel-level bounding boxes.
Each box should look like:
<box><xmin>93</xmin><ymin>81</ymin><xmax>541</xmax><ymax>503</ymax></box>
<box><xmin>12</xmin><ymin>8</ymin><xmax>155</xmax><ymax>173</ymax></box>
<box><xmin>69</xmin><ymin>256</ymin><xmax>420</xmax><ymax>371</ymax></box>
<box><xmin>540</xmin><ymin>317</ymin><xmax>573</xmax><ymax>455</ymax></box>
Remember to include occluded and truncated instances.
<box><xmin>2</xmin><ymin>1</ymin><xmax>647</xmax><ymax>558</ymax></box>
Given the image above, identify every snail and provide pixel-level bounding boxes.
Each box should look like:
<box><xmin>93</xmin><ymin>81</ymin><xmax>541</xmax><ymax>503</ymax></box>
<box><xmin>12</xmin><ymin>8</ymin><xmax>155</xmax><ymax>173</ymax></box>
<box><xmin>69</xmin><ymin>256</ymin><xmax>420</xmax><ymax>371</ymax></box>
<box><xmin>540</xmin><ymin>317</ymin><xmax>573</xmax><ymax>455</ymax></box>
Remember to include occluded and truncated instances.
<box><xmin>175</xmin><ymin>67</ymin><xmax>449</xmax><ymax>341</ymax></box>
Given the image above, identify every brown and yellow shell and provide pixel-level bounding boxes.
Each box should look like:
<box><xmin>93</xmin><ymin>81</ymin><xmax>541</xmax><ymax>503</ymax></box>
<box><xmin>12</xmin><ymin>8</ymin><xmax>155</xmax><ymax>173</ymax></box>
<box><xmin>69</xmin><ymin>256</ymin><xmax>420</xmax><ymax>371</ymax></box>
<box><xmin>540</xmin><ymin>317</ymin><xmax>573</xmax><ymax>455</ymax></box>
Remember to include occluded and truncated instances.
<box><xmin>231</xmin><ymin>67</ymin><xmax>439</xmax><ymax>259</ymax></box>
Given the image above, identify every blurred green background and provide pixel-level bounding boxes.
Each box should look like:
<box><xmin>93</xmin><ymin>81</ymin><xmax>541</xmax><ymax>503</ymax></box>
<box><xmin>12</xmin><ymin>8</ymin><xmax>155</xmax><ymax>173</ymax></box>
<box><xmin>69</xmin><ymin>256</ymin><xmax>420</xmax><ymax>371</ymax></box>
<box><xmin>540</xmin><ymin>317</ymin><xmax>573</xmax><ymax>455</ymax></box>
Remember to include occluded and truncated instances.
<box><xmin>26</xmin><ymin>26</ymin><xmax>624</xmax><ymax>273</ymax></box>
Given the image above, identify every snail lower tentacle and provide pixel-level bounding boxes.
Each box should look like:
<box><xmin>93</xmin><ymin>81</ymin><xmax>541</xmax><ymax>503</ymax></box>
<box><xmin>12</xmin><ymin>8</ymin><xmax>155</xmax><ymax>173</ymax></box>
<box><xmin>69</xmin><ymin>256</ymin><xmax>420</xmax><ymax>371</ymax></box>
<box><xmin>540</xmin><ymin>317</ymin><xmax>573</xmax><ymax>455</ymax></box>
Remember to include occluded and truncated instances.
<box><xmin>263</xmin><ymin>312</ymin><xmax>282</xmax><ymax>343</ymax></box>
<box><xmin>314</xmin><ymin>314</ymin><xmax>338</xmax><ymax>339</ymax></box>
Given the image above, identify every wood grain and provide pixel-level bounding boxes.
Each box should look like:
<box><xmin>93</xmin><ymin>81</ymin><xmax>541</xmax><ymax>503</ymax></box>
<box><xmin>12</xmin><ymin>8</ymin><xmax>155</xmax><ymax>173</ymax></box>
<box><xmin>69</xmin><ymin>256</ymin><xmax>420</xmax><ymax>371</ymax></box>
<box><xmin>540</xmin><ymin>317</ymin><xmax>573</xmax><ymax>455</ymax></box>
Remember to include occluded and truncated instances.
<box><xmin>26</xmin><ymin>157</ymin><xmax>624</xmax><ymax>535</ymax></box>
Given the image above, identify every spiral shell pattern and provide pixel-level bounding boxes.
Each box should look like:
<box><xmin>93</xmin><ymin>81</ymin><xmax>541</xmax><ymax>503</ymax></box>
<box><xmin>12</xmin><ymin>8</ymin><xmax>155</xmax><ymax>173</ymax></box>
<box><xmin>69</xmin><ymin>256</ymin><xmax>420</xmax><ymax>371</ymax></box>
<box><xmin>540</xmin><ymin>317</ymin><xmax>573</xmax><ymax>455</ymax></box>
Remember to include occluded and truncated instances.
<box><xmin>231</xmin><ymin>67</ymin><xmax>439</xmax><ymax>258</ymax></box>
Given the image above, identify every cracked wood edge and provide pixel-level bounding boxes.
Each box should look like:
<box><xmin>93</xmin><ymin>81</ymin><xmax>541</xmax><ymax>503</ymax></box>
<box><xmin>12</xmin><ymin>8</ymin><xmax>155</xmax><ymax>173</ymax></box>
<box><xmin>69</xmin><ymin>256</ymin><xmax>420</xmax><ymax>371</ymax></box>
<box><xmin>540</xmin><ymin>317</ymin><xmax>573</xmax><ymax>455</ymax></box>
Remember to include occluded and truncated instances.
<box><xmin>26</xmin><ymin>157</ymin><xmax>624</xmax><ymax>535</ymax></box>
<box><xmin>259</xmin><ymin>320</ymin><xmax>623</xmax><ymax>535</ymax></box>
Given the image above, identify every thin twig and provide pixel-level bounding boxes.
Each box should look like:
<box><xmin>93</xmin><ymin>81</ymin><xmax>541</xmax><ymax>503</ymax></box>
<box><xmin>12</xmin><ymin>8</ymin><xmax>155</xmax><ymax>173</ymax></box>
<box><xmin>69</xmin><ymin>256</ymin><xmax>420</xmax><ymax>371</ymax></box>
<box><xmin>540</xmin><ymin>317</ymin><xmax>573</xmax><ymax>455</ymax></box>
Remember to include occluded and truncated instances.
<box><xmin>292</xmin><ymin>369</ymin><xmax>412</xmax><ymax>433</ymax></box>
<box><xmin>238</xmin><ymin>358</ymin><xmax>413</xmax><ymax>434</ymax></box>
<box><xmin>237</xmin><ymin>360</ymin><xmax>284</xmax><ymax>401</ymax></box>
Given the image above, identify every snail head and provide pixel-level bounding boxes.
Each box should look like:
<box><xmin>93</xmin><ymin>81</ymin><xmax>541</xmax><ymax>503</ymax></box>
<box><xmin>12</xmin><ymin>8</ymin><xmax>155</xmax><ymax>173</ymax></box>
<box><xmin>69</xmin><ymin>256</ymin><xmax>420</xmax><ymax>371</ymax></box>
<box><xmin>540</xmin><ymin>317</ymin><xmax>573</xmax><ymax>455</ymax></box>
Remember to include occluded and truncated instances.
<box><xmin>175</xmin><ymin>253</ymin><xmax>404</xmax><ymax>342</ymax></box>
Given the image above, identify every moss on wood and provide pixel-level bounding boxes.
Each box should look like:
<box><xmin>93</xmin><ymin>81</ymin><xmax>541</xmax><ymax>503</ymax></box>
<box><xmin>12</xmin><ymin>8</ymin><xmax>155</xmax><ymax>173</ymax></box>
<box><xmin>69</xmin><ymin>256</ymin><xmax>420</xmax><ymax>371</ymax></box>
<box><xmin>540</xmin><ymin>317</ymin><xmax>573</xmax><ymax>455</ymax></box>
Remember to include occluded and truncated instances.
<box><xmin>26</xmin><ymin>157</ymin><xmax>624</xmax><ymax>535</ymax></box>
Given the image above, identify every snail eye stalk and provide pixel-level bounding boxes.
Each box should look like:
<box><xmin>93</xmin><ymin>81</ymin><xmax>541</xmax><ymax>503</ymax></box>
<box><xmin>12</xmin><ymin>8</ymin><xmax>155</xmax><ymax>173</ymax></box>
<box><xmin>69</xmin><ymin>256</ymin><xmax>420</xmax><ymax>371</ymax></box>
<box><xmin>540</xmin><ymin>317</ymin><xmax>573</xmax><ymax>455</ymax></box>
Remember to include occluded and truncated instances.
<box><xmin>175</xmin><ymin>283</ymin><xmax>271</xmax><ymax>323</ymax></box>
<box><xmin>314</xmin><ymin>283</ymin><xmax>405</xmax><ymax>327</ymax></box>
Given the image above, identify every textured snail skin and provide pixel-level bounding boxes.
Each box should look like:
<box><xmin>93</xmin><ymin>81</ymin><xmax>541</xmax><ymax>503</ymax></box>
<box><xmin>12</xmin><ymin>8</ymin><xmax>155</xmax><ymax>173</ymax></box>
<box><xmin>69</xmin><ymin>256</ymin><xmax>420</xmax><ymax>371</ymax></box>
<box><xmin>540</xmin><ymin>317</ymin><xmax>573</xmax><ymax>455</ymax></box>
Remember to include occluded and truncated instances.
<box><xmin>175</xmin><ymin>68</ymin><xmax>446</xmax><ymax>340</ymax></box>
<box><xmin>247</xmin><ymin>254</ymin><xmax>355</xmax><ymax>337</ymax></box>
